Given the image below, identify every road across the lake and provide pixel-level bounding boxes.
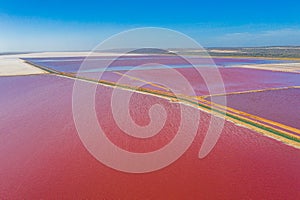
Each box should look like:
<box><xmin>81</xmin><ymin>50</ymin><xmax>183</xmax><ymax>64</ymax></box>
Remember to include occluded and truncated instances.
<box><xmin>25</xmin><ymin>57</ymin><xmax>300</xmax><ymax>149</ymax></box>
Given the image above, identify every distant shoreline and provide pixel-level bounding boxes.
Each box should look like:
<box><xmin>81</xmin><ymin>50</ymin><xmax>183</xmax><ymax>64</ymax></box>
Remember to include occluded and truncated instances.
<box><xmin>2</xmin><ymin>46</ymin><xmax>300</xmax><ymax>57</ymax></box>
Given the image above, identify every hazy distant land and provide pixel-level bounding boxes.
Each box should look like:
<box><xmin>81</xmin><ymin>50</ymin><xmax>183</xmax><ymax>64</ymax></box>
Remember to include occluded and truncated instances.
<box><xmin>170</xmin><ymin>46</ymin><xmax>300</xmax><ymax>58</ymax></box>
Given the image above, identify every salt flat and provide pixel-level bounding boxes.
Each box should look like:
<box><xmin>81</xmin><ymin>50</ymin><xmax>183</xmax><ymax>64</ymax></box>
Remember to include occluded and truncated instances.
<box><xmin>1</xmin><ymin>51</ymin><xmax>300</xmax><ymax>76</ymax></box>
<box><xmin>234</xmin><ymin>62</ymin><xmax>300</xmax><ymax>73</ymax></box>
<box><xmin>0</xmin><ymin>56</ymin><xmax>47</xmax><ymax>76</ymax></box>
<box><xmin>0</xmin><ymin>52</ymin><xmax>143</xmax><ymax>76</ymax></box>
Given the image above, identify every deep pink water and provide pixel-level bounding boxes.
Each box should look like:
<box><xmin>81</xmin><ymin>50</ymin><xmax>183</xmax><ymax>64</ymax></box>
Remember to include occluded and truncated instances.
<box><xmin>0</xmin><ymin>75</ymin><xmax>300</xmax><ymax>199</ymax></box>
<box><xmin>211</xmin><ymin>88</ymin><xmax>300</xmax><ymax>129</ymax></box>
<box><xmin>94</xmin><ymin>67</ymin><xmax>300</xmax><ymax>96</ymax></box>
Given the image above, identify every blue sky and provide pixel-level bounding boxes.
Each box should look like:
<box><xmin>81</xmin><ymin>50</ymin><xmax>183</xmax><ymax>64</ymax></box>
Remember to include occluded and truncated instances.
<box><xmin>1</xmin><ymin>0</ymin><xmax>300</xmax><ymax>51</ymax></box>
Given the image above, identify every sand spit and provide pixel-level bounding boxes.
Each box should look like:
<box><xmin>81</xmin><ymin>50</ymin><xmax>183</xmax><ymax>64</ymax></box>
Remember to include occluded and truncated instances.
<box><xmin>0</xmin><ymin>57</ymin><xmax>47</xmax><ymax>76</ymax></box>
<box><xmin>0</xmin><ymin>52</ymin><xmax>144</xmax><ymax>76</ymax></box>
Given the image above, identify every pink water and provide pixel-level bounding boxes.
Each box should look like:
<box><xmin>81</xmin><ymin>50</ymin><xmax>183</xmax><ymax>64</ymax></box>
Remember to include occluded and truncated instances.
<box><xmin>0</xmin><ymin>75</ymin><xmax>300</xmax><ymax>199</ymax></box>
